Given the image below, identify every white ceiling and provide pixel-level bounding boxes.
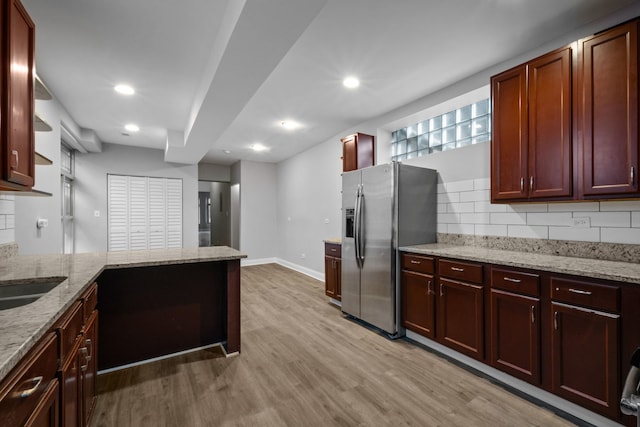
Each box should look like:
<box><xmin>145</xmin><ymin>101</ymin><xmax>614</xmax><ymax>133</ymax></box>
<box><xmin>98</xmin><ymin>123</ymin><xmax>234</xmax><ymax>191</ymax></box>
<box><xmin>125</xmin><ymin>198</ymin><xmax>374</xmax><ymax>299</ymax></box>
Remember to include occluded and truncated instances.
<box><xmin>23</xmin><ymin>0</ymin><xmax>639</xmax><ymax>166</ymax></box>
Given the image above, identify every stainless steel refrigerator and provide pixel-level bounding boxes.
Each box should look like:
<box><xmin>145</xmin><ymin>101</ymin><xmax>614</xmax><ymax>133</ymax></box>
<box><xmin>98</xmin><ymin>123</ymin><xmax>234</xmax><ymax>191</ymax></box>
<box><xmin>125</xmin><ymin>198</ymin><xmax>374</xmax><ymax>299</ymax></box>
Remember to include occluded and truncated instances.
<box><xmin>341</xmin><ymin>162</ymin><xmax>437</xmax><ymax>337</ymax></box>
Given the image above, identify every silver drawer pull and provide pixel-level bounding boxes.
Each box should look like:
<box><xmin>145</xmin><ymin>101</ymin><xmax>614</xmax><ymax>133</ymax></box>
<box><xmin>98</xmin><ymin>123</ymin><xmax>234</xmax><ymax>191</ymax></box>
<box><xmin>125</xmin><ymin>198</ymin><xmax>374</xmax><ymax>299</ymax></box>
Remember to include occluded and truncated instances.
<box><xmin>451</xmin><ymin>267</ymin><xmax>464</xmax><ymax>272</ymax></box>
<box><xmin>504</xmin><ymin>277</ymin><xmax>521</xmax><ymax>283</ymax></box>
<box><xmin>410</xmin><ymin>260</ymin><xmax>421</xmax><ymax>264</ymax></box>
<box><xmin>17</xmin><ymin>376</ymin><xmax>43</xmax><ymax>398</ymax></box>
<box><xmin>568</xmin><ymin>288</ymin><xmax>592</xmax><ymax>296</ymax></box>
<box><xmin>331</xmin><ymin>248</ymin><xmax>337</xmax><ymax>252</ymax></box>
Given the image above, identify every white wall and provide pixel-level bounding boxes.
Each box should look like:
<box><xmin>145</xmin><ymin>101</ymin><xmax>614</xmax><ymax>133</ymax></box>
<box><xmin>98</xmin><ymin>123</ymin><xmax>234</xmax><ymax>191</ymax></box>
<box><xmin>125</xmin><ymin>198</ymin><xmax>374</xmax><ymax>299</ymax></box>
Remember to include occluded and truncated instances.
<box><xmin>73</xmin><ymin>143</ymin><xmax>199</xmax><ymax>253</ymax></box>
<box><xmin>237</xmin><ymin>160</ymin><xmax>278</xmax><ymax>261</ymax></box>
<box><xmin>0</xmin><ymin>196</ymin><xmax>15</xmax><ymax>245</ymax></box>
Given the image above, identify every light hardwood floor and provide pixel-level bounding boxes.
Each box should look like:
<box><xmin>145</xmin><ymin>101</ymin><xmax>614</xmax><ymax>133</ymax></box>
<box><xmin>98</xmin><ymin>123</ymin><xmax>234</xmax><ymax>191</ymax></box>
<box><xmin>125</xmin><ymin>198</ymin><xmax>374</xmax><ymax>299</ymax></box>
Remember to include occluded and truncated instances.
<box><xmin>90</xmin><ymin>264</ymin><xmax>579</xmax><ymax>427</ymax></box>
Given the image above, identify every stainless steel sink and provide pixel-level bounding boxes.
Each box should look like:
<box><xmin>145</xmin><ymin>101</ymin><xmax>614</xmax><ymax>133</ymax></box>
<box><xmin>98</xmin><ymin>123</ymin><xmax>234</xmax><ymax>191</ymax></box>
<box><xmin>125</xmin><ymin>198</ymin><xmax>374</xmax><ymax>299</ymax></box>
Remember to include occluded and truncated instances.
<box><xmin>0</xmin><ymin>277</ymin><xmax>67</xmax><ymax>310</ymax></box>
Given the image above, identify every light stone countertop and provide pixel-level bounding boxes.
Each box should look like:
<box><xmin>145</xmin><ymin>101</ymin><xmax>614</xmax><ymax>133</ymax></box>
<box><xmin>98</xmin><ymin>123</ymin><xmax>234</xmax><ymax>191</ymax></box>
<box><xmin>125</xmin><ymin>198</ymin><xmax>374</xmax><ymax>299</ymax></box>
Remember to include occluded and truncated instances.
<box><xmin>0</xmin><ymin>246</ymin><xmax>246</xmax><ymax>382</ymax></box>
<box><xmin>400</xmin><ymin>243</ymin><xmax>640</xmax><ymax>285</ymax></box>
<box><xmin>323</xmin><ymin>238</ymin><xmax>341</xmax><ymax>245</ymax></box>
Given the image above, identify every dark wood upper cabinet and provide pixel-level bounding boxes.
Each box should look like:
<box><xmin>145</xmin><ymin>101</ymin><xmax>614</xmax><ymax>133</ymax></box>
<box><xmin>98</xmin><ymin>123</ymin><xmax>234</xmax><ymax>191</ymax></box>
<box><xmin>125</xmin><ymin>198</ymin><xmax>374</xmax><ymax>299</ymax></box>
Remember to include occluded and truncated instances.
<box><xmin>341</xmin><ymin>133</ymin><xmax>374</xmax><ymax>172</ymax></box>
<box><xmin>491</xmin><ymin>45</ymin><xmax>573</xmax><ymax>202</ymax></box>
<box><xmin>2</xmin><ymin>0</ymin><xmax>35</xmax><ymax>189</ymax></box>
<box><xmin>578</xmin><ymin>20</ymin><xmax>639</xmax><ymax>198</ymax></box>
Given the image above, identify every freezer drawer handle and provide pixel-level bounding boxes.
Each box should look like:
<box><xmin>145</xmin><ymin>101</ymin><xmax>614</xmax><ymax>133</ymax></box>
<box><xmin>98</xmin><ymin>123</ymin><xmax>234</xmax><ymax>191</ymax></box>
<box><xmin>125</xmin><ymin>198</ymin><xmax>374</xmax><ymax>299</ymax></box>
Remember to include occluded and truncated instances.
<box><xmin>568</xmin><ymin>288</ymin><xmax>592</xmax><ymax>296</ymax></box>
<box><xmin>504</xmin><ymin>277</ymin><xmax>521</xmax><ymax>283</ymax></box>
<box><xmin>450</xmin><ymin>267</ymin><xmax>464</xmax><ymax>272</ymax></box>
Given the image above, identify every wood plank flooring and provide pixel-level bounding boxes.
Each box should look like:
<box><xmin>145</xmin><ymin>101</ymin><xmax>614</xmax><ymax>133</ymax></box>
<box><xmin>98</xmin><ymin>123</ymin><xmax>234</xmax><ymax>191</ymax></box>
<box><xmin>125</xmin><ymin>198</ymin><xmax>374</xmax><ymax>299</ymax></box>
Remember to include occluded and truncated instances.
<box><xmin>90</xmin><ymin>264</ymin><xmax>578</xmax><ymax>427</ymax></box>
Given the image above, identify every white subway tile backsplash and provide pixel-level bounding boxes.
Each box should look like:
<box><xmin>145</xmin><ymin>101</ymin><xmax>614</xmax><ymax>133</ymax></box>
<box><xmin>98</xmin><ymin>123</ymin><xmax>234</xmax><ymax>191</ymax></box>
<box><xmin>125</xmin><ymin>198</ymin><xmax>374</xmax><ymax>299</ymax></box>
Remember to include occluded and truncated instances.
<box><xmin>633</xmin><ymin>212</ymin><xmax>640</xmax><ymax>228</ymax></box>
<box><xmin>511</xmin><ymin>203</ymin><xmax>548</xmax><ymax>213</ymax></box>
<box><xmin>460</xmin><ymin>189</ymin><xmax>490</xmax><ymax>203</ymax></box>
<box><xmin>474</xmin><ymin>178</ymin><xmax>491</xmax><ymax>190</ymax></box>
<box><xmin>438</xmin><ymin>213</ymin><xmax>460</xmax><ymax>224</ymax></box>
<box><xmin>601</xmin><ymin>227</ymin><xmax>640</xmax><ymax>244</ymax></box>
<box><xmin>548</xmin><ymin>202</ymin><xmax>599</xmax><ymax>212</ymax></box>
<box><xmin>5</xmin><ymin>215</ymin><xmax>14</xmax><ymax>229</ymax></box>
<box><xmin>600</xmin><ymin>200</ymin><xmax>640</xmax><ymax>211</ymax></box>
<box><xmin>448</xmin><ymin>223</ymin><xmax>475</xmax><ymax>235</ymax></box>
<box><xmin>491</xmin><ymin>212</ymin><xmax>527</xmax><ymax>225</ymax></box>
<box><xmin>549</xmin><ymin>226</ymin><xmax>600</xmax><ymax>242</ymax></box>
<box><xmin>0</xmin><ymin>216</ymin><xmax>6</xmax><ymax>230</ymax></box>
<box><xmin>448</xmin><ymin>202</ymin><xmax>475</xmax><ymax>213</ymax></box>
<box><xmin>574</xmin><ymin>212</ymin><xmax>631</xmax><ymax>228</ymax></box>
<box><xmin>474</xmin><ymin>201</ymin><xmax>507</xmax><ymax>213</ymax></box>
<box><xmin>0</xmin><ymin>200</ymin><xmax>13</xmax><ymax>215</ymax></box>
<box><xmin>437</xmin><ymin>183</ymin><xmax>446</xmax><ymax>194</ymax></box>
<box><xmin>475</xmin><ymin>224</ymin><xmax>508</xmax><ymax>237</ymax></box>
<box><xmin>0</xmin><ymin>229</ymin><xmax>14</xmax><ymax>243</ymax></box>
<box><xmin>527</xmin><ymin>212</ymin><xmax>572</xmax><ymax>226</ymax></box>
<box><xmin>438</xmin><ymin>192</ymin><xmax>460</xmax><ymax>204</ymax></box>
<box><xmin>437</xmin><ymin>224</ymin><xmax>448</xmax><ymax>234</ymax></box>
<box><xmin>507</xmin><ymin>225</ymin><xmax>549</xmax><ymax>239</ymax></box>
<box><xmin>460</xmin><ymin>213</ymin><xmax>491</xmax><ymax>224</ymax></box>
<box><xmin>446</xmin><ymin>180</ymin><xmax>475</xmax><ymax>193</ymax></box>
<box><xmin>437</xmin><ymin>203</ymin><xmax>448</xmax><ymax>213</ymax></box>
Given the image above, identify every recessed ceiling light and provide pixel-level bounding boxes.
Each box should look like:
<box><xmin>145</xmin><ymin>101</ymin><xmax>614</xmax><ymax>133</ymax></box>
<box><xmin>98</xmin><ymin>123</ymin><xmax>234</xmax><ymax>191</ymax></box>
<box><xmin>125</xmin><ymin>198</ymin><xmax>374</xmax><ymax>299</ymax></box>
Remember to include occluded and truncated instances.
<box><xmin>251</xmin><ymin>143</ymin><xmax>269</xmax><ymax>152</ymax></box>
<box><xmin>223</xmin><ymin>149</ymin><xmax>232</xmax><ymax>154</ymax></box>
<box><xmin>124</xmin><ymin>123</ymin><xmax>139</xmax><ymax>132</ymax></box>
<box><xmin>280</xmin><ymin>120</ymin><xmax>299</xmax><ymax>130</ymax></box>
<box><xmin>114</xmin><ymin>84</ymin><xmax>135</xmax><ymax>95</ymax></box>
<box><xmin>343</xmin><ymin>76</ymin><xmax>360</xmax><ymax>89</ymax></box>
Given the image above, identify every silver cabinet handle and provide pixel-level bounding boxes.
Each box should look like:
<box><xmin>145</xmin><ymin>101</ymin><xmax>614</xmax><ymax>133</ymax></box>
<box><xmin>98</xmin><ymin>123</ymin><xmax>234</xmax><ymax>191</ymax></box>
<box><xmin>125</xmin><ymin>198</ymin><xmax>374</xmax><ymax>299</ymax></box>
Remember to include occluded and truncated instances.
<box><xmin>631</xmin><ymin>166</ymin><xmax>635</xmax><ymax>184</ymax></box>
<box><xmin>451</xmin><ymin>267</ymin><xmax>464</xmax><ymax>272</ymax></box>
<box><xmin>530</xmin><ymin>176</ymin><xmax>534</xmax><ymax>191</ymax></box>
<box><xmin>504</xmin><ymin>277</ymin><xmax>521</xmax><ymax>283</ymax></box>
<box><xmin>427</xmin><ymin>280</ymin><xmax>432</xmax><ymax>295</ymax></box>
<box><xmin>531</xmin><ymin>305</ymin><xmax>535</xmax><ymax>323</ymax></box>
<box><xmin>520</xmin><ymin>177</ymin><xmax>524</xmax><ymax>192</ymax></box>
<box><xmin>439</xmin><ymin>283</ymin><xmax>444</xmax><ymax>297</ymax></box>
<box><xmin>17</xmin><ymin>376</ymin><xmax>43</xmax><ymax>398</ymax></box>
<box><xmin>554</xmin><ymin>311</ymin><xmax>558</xmax><ymax>330</ymax></box>
<box><xmin>330</xmin><ymin>248</ymin><xmax>337</xmax><ymax>252</ymax></box>
<box><xmin>85</xmin><ymin>338</ymin><xmax>92</xmax><ymax>361</ymax></box>
<box><xmin>568</xmin><ymin>288</ymin><xmax>592</xmax><ymax>296</ymax></box>
<box><xmin>11</xmin><ymin>150</ymin><xmax>19</xmax><ymax>168</ymax></box>
<box><xmin>410</xmin><ymin>260</ymin><xmax>421</xmax><ymax>265</ymax></box>
<box><xmin>80</xmin><ymin>347</ymin><xmax>89</xmax><ymax>372</ymax></box>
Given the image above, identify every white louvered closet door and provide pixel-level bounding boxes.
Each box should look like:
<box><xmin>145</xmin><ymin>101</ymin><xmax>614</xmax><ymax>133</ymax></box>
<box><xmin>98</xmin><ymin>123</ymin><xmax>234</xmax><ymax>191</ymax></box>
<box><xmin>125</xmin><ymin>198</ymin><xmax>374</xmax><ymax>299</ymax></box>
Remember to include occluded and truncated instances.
<box><xmin>107</xmin><ymin>175</ymin><xmax>129</xmax><ymax>251</ymax></box>
<box><xmin>147</xmin><ymin>177</ymin><xmax>167</xmax><ymax>249</ymax></box>
<box><xmin>166</xmin><ymin>178</ymin><xmax>183</xmax><ymax>248</ymax></box>
<box><xmin>107</xmin><ymin>175</ymin><xmax>183</xmax><ymax>251</ymax></box>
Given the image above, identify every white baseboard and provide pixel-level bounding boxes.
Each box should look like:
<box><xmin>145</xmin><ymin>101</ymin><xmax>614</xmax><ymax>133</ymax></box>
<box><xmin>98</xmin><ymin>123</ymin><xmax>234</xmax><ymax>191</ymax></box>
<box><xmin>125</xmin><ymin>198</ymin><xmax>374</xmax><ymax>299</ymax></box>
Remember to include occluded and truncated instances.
<box><xmin>240</xmin><ymin>257</ymin><xmax>323</xmax><ymax>281</ymax></box>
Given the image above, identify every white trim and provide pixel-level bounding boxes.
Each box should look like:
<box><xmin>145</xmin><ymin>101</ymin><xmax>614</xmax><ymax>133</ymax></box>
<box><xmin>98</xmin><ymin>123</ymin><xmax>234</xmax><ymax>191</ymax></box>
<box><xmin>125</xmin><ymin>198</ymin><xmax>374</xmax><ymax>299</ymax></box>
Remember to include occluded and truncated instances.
<box><xmin>240</xmin><ymin>257</ymin><xmax>324</xmax><ymax>282</ymax></box>
<box><xmin>405</xmin><ymin>331</ymin><xmax>623</xmax><ymax>427</ymax></box>
<box><xmin>97</xmin><ymin>342</ymin><xmax>227</xmax><ymax>375</ymax></box>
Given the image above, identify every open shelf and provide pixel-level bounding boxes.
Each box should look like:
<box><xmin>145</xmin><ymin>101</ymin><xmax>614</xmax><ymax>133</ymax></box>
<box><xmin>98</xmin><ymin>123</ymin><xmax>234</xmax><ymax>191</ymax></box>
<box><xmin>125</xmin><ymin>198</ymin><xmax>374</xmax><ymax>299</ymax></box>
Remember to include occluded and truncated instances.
<box><xmin>35</xmin><ymin>74</ymin><xmax>52</xmax><ymax>100</ymax></box>
<box><xmin>35</xmin><ymin>151</ymin><xmax>53</xmax><ymax>165</ymax></box>
<box><xmin>34</xmin><ymin>112</ymin><xmax>52</xmax><ymax>132</ymax></box>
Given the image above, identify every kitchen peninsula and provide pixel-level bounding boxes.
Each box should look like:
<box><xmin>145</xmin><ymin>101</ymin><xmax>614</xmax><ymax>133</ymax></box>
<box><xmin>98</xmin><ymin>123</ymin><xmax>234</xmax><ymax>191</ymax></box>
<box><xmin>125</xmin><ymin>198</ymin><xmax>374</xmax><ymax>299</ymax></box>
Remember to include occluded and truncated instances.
<box><xmin>0</xmin><ymin>246</ymin><xmax>246</xmax><ymax>382</ymax></box>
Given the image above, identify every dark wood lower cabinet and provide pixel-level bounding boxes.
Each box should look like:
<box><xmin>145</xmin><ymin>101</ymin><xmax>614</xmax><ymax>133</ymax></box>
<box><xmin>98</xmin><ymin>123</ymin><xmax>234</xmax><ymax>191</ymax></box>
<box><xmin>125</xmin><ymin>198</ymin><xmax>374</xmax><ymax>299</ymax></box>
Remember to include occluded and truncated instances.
<box><xmin>551</xmin><ymin>302</ymin><xmax>620</xmax><ymax>419</ymax></box>
<box><xmin>437</xmin><ymin>278</ymin><xmax>484</xmax><ymax>360</ymax></box>
<box><xmin>60</xmin><ymin>338</ymin><xmax>81</xmax><ymax>427</ymax></box>
<box><xmin>401</xmin><ymin>269</ymin><xmax>435</xmax><ymax>339</ymax></box>
<box><xmin>81</xmin><ymin>311</ymin><xmax>98</xmax><ymax>426</ymax></box>
<box><xmin>490</xmin><ymin>289</ymin><xmax>540</xmax><ymax>384</ymax></box>
<box><xmin>24</xmin><ymin>379</ymin><xmax>59</xmax><ymax>427</ymax></box>
<box><xmin>324</xmin><ymin>243</ymin><xmax>341</xmax><ymax>301</ymax></box>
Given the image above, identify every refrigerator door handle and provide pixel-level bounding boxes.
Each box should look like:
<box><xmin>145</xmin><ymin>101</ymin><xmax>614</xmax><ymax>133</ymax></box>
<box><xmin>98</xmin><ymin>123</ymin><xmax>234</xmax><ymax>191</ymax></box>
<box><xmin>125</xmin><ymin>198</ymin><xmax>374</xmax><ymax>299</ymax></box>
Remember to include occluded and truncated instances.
<box><xmin>354</xmin><ymin>184</ymin><xmax>362</xmax><ymax>269</ymax></box>
<box><xmin>357</xmin><ymin>184</ymin><xmax>365</xmax><ymax>266</ymax></box>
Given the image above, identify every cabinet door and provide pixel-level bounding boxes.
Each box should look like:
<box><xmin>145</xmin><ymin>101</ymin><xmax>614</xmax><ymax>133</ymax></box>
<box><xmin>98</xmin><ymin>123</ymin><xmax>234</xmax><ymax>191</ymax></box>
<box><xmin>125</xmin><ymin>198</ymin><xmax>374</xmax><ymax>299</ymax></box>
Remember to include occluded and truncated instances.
<box><xmin>335</xmin><ymin>258</ymin><xmax>341</xmax><ymax>301</ymax></box>
<box><xmin>81</xmin><ymin>311</ymin><xmax>98</xmax><ymax>426</ymax></box>
<box><xmin>490</xmin><ymin>290</ymin><xmax>540</xmax><ymax>384</ymax></box>
<box><xmin>528</xmin><ymin>46</ymin><xmax>573</xmax><ymax>199</ymax></box>
<box><xmin>342</xmin><ymin>135</ymin><xmax>357</xmax><ymax>172</ymax></box>
<box><xmin>437</xmin><ymin>278</ymin><xmax>484</xmax><ymax>360</ymax></box>
<box><xmin>60</xmin><ymin>339</ymin><xmax>81</xmax><ymax>427</ymax></box>
<box><xmin>401</xmin><ymin>270</ymin><xmax>435</xmax><ymax>339</ymax></box>
<box><xmin>579</xmin><ymin>20</ymin><xmax>639</xmax><ymax>197</ymax></box>
<box><xmin>23</xmin><ymin>379</ymin><xmax>59</xmax><ymax>427</ymax></box>
<box><xmin>4</xmin><ymin>0</ymin><xmax>35</xmax><ymax>187</ymax></box>
<box><xmin>491</xmin><ymin>65</ymin><xmax>528</xmax><ymax>201</ymax></box>
<box><xmin>324</xmin><ymin>256</ymin><xmax>338</xmax><ymax>299</ymax></box>
<box><xmin>551</xmin><ymin>302</ymin><xmax>620</xmax><ymax>419</ymax></box>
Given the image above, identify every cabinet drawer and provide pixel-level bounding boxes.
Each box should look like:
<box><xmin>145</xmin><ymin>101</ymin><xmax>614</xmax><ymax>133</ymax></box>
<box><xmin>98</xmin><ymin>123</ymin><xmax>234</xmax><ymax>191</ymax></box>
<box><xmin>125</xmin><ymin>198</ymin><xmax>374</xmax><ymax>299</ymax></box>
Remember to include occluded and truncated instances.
<box><xmin>81</xmin><ymin>282</ymin><xmax>98</xmax><ymax>322</ymax></box>
<box><xmin>324</xmin><ymin>243</ymin><xmax>341</xmax><ymax>258</ymax></box>
<box><xmin>55</xmin><ymin>301</ymin><xmax>83</xmax><ymax>364</ymax></box>
<box><xmin>0</xmin><ymin>333</ymin><xmax>58</xmax><ymax>427</ymax></box>
<box><xmin>551</xmin><ymin>277</ymin><xmax>620</xmax><ymax>313</ymax></box>
<box><xmin>491</xmin><ymin>268</ymin><xmax>540</xmax><ymax>296</ymax></box>
<box><xmin>402</xmin><ymin>253</ymin><xmax>434</xmax><ymax>275</ymax></box>
<box><xmin>439</xmin><ymin>259</ymin><xmax>483</xmax><ymax>284</ymax></box>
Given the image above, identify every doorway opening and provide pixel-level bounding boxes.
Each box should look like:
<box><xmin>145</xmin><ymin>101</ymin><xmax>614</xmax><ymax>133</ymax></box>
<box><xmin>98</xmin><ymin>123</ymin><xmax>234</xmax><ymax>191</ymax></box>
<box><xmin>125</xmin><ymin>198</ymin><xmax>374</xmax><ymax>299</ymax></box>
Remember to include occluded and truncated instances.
<box><xmin>198</xmin><ymin>181</ymin><xmax>231</xmax><ymax>247</ymax></box>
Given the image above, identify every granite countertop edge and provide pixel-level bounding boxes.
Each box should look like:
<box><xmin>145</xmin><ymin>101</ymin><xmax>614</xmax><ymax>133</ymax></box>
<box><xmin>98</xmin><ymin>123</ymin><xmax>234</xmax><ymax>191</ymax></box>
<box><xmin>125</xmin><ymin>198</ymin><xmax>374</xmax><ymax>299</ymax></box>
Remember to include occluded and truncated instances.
<box><xmin>0</xmin><ymin>246</ymin><xmax>246</xmax><ymax>382</ymax></box>
<box><xmin>400</xmin><ymin>243</ymin><xmax>640</xmax><ymax>285</ymax></box>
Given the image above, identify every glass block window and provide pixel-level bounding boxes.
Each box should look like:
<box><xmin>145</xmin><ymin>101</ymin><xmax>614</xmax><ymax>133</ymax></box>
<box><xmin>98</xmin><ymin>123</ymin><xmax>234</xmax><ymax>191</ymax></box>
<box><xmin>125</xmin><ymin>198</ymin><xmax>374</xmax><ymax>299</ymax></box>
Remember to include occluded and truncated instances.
<box><xmin>391</xmin><ymin>98</ymin><xmax>491</xmax><ymax>161</ymax></box>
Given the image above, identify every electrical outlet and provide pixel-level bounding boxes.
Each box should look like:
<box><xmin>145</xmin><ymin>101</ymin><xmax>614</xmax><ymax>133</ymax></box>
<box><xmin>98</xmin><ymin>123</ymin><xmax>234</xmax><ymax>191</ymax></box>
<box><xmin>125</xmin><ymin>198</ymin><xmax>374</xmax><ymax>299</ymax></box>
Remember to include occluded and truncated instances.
<box><xmin>571</xmin><ymin>217</ymin><xmax>590</xmax><ymax>228</ymax></box>
<box><xmin>324</xmin><ymin>218</ymin><xmax>330</xmax><ymax>224</ymax></box>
